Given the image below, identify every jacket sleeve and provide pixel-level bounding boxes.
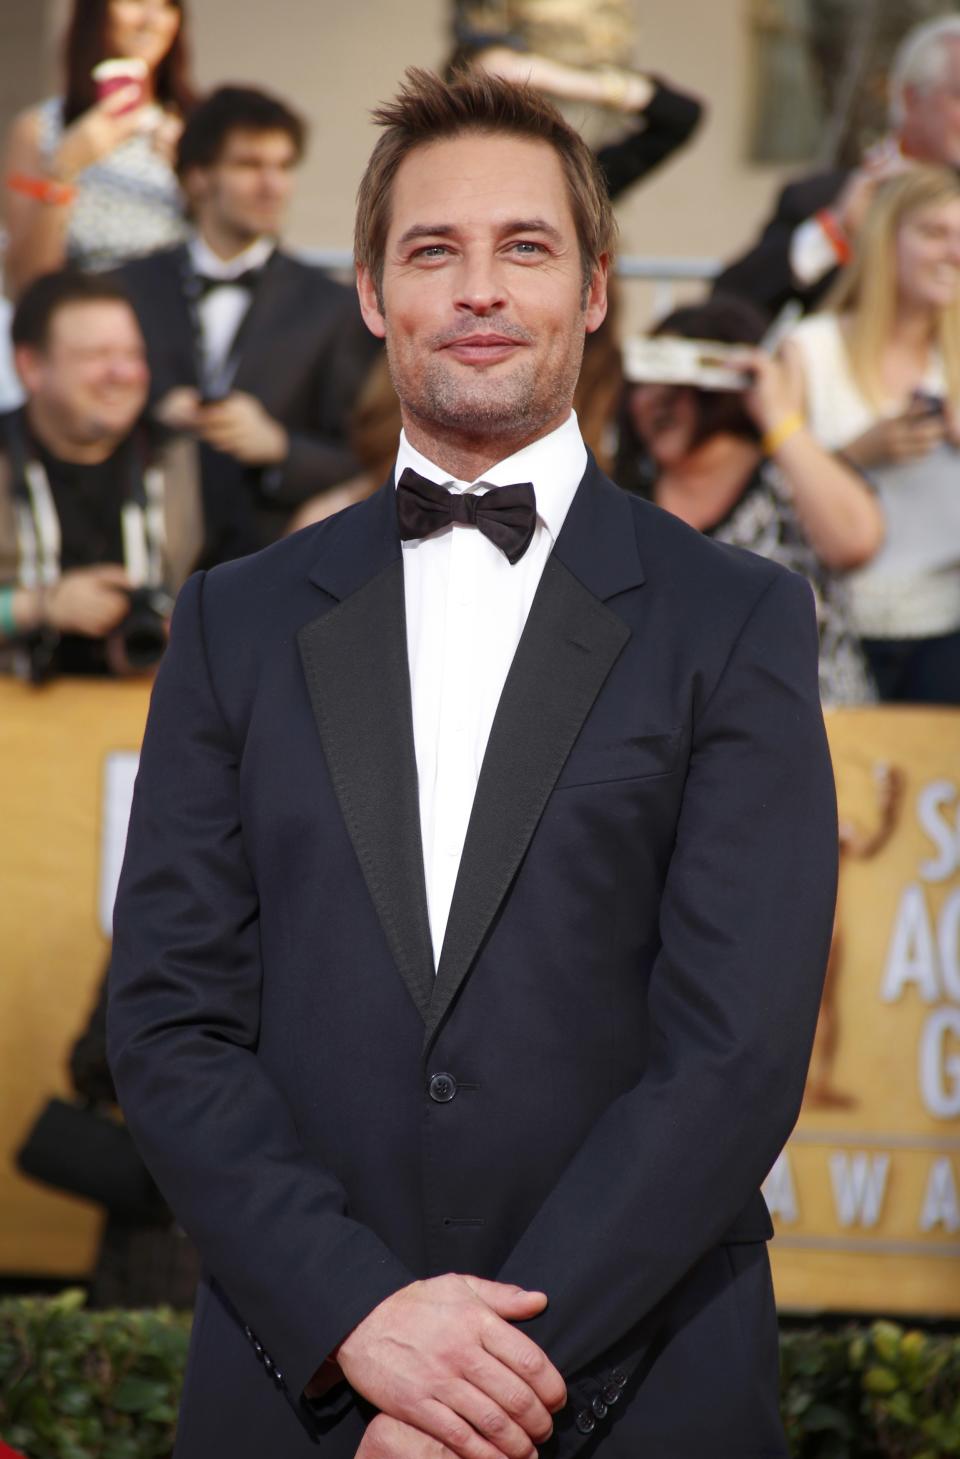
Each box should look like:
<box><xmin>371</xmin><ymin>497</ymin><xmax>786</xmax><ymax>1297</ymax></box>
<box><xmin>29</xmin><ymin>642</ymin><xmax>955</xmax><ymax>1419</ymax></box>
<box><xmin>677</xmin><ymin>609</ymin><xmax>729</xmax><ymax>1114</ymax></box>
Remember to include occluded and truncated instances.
<box><xmin>495</xmin><ymin>568</ymin><xmax>838</xmax><ymax>1454</ymax></box>
<box><xmin>595</xmin><ymin>76</ymin><xmax>704</xmax><ymax>201</ymax></box>
<box><xmin>257</xmin><ymin>294</ymin><xmax>383</xmax><ymax>509</ymax></box>
<box><xmin>106</xmin><ymin>571</ymin><xmax>414</xmax><ymax>1424</ymax></box>
<box><xmin>711</xmin><ymin>175</ymin><xmax>845</xmax><ymax>317</ymax></box>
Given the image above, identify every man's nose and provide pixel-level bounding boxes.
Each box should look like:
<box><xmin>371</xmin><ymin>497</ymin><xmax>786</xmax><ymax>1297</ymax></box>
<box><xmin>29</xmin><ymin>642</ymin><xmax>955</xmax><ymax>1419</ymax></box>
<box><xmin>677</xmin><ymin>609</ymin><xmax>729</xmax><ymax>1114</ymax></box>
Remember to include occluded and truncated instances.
<box><xmin>259</xmin><ymin>170</ymin><xmax>289</xmax><ymax>199</ymax></box>
<box><xmin>107</xmin><ymin>356</ymin><xmax>145</xmax><ymax>384</ymax></box>
<box><xmin>454</xmin><ymin>254</ymin><xmax>506</xmax><ymax>314</ymax></box>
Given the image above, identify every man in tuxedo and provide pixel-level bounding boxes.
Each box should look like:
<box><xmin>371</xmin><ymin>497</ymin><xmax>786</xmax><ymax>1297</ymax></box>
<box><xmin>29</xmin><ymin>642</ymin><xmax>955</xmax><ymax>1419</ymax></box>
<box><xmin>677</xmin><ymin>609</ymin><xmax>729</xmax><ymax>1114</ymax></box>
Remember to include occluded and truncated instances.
<box><xmin>108</xmin><ymin>68</ymin><xmax>838</xmax><ymax>1458</ymax></box>
<box><xmin>118</xmin><ymin>86</ymin><xmax>379</xmax><ymax>566</ymax></box>
<box><xmin>715</xmin><ymin>14</ymin><xmax>960</xmax><ymax>319</ymax></box>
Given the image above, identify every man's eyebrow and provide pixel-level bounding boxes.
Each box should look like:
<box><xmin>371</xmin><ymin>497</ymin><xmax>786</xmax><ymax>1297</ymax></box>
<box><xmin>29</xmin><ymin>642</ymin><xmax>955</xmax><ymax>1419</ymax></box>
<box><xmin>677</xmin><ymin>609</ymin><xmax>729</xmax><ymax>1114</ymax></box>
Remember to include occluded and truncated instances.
<box><xmin>498</xmin><ymin>217</ymin><xmax>564</xmax><ymax>244</ymax></box>
<box><xmin>395</xmin><ymin>224</ymin><xmax>457</xmax><ymax>248</ymax></box>
<box><xmin>394</xmin><ymin>218</ymin><xmax>564</xmax><ymax>248</ymax></box>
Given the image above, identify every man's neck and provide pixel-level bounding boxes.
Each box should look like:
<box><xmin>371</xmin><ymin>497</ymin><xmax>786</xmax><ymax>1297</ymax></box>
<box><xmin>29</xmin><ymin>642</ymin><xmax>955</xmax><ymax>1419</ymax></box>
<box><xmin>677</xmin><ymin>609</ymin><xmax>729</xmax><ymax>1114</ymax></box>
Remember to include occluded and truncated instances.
<box><xmin>895</xmin><ymin>126</ymin><xmax>935</xmax><ymax>164</ymax></box>
<box><xmin>401</xmin><ymin>409</ymin><xmax>569</xmax><ymax>482</ymax></box>
<box><xmin>195</xmin><ymin>218</ymin><xmax>269</xmax><ymax>263</ymax></box>
<box><xmin>25</xmin><ymin>401</ymin><xmax>121</xmax><ymax>466</ymax></box>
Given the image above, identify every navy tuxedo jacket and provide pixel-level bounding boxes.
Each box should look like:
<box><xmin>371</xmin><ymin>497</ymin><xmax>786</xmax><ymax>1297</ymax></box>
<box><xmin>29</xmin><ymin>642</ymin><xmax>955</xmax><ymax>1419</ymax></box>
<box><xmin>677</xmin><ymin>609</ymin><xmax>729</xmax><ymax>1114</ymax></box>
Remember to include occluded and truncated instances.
<box><xmin>108</xmin><ymin>460</ymin><xmax>838</xmax><ymax>1457</ymax></box>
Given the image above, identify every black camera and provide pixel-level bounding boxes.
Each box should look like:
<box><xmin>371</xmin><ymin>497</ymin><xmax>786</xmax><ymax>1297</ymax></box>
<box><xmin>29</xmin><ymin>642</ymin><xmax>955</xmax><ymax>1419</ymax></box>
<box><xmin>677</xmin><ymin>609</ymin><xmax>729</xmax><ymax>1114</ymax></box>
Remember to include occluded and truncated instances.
<box><xmin>119</xmin><ymin>586</ymin><xmax>174</xmax><ymax>670</ymax></box>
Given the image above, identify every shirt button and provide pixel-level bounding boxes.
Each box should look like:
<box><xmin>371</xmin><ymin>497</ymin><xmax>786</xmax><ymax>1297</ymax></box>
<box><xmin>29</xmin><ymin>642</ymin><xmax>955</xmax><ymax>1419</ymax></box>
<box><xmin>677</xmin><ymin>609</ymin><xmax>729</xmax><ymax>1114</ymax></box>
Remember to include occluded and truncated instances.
<box><xmin>575</xmin><ymin>1410</ymin><xmax>596</xmax><ymax>1435</ymax></box>
<box><xmin>428</xmin><ymin>1072</ymin><xmax>457</xmax><ymax>1103</ymax></box>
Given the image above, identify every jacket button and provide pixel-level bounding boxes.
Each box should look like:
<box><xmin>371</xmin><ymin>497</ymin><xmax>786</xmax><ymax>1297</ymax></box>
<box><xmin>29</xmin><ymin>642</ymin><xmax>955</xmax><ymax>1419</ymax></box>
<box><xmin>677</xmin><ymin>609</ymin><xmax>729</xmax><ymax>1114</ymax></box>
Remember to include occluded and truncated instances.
<box><xmin>252</xmin><ymin>1340</ymin><xmax>264</xmax><ymax>1358</ymax></box>
<box><xmin>591</xmin><ymin>1396</ymin><xmax>608</xmax><ymax>1419</ymax></box>
<box><xmin>575</xmin><ymin>1410</ymin><xmax>596</xmax><ymax>1435</ymax></box>
<box><xmin>602</xmin><ymin>1379</ymin><xmax>621</xmax><ymax>1404</ymax></box>
<box><xmin>610</xmin><ymin>1368</ymin><xmax>627</xmax><ymax>1389</ymax></box>
<box><xmin>273</xmin><ymin>1368</ymin><xmax>285</xmax><ymax>1389</ymax></box>
<box><xmin>428</xmin><ymin>1072</ymin><xmax>457</xmax><ymax>1102</ymax></box>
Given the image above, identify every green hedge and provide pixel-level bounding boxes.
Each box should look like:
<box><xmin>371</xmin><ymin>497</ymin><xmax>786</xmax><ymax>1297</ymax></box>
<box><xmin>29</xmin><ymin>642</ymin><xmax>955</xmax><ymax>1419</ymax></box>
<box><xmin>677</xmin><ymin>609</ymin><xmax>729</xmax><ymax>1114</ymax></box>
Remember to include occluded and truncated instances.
<box><xmin>0</xmin><ymin>1293</ymin><xmax>958</xmax><ymax>1458</ymax></box>
<box><xmin>0</xmin><ymin>1292</ymin><xmax>188</xmax><ymax>1459</ymax></box>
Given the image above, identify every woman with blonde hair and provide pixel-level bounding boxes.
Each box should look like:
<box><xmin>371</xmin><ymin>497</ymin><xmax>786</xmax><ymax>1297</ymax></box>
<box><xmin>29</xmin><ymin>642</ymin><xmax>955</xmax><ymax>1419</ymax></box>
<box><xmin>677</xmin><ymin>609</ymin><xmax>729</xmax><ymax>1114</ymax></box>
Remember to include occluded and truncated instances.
<box><xmin>786</xmin><ymin>165</ymin><xmax>960</xmax><ymax>703</ymax></box>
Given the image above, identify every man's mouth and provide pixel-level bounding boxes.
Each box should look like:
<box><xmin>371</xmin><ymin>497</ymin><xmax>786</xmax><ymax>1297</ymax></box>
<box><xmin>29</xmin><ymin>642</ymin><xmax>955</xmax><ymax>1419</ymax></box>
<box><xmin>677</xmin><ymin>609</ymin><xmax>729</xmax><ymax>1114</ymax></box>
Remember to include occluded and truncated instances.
<box><xmin>440</xmin><ymin>334</ymin><xmax>525</xmax><ymax>365</ymax></box>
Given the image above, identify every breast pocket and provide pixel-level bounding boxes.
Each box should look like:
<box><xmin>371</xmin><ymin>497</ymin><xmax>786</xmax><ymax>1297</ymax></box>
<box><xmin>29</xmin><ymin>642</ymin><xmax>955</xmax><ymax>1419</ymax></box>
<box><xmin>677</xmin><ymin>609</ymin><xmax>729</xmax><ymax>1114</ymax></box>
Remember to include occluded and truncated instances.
<box><xmin>553</xmin><ymin>726</ymin><xmax>684</xmax><ymax>791</ymax></box>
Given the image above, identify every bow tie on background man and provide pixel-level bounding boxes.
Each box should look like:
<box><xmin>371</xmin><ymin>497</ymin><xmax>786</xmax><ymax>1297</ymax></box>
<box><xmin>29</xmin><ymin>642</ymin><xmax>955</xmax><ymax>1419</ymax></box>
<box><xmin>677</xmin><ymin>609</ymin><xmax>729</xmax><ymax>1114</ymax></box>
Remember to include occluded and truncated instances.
<box><xmin>191</xmin><ymin>268</ymin><xmax>264</xmax><ymax>300</ymax></box>
<box><xmin>395</xmin><ymin>467</ymin><xmax>537</xmax><ymax>564</ymax></box>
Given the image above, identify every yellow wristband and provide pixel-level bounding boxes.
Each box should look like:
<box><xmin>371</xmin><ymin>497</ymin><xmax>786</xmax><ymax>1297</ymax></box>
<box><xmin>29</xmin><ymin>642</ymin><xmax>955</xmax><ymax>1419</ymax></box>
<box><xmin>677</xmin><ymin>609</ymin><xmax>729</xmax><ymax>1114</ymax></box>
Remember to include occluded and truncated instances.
<box><xmin>762</xmin><ymin>411</ymin><xmax>804</xmax><ymax>456</ymax></box>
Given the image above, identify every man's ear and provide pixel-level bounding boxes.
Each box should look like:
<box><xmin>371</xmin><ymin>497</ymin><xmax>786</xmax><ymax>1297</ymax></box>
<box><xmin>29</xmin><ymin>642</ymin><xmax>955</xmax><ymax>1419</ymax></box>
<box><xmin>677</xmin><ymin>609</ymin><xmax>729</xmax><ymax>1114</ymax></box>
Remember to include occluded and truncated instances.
<box><xmin>13</xmin><ymin>345</ymin><xmax>43</xmax><ymax>396</ymax></box>
<box><xmin>584</xmin><ymin>254</ymin><xmax>609</xmax><ymax>336</ymax></box>
<box><xmin>179</xmin><ymin>164</ymin><xmax>208</xmax><ymax>216</ymax></box>
<box><xmin>356</xmin><ymin>264</ymin><xmax>387</xmax><ymax>340</ymax></box>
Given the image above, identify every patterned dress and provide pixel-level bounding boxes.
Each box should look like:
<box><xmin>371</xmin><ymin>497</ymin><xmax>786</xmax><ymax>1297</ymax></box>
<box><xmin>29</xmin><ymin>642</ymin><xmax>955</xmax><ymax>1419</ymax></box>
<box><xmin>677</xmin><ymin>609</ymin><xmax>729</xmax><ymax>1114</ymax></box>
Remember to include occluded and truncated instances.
<box><xmin>705</xmin><ymin>460</ymin><xmax>876</xmax><ymax>707</ymax></box>
<box><xmin>36</xmin><ymin>96</ymin><xmax>188</xmax><ymax>272</ymax></box>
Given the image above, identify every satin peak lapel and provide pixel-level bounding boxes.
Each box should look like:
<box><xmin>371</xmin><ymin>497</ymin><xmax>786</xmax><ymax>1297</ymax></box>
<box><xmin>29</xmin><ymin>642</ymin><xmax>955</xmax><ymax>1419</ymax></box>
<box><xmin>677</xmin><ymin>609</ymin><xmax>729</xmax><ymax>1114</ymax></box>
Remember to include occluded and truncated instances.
<box><xmin>426</xmin><ymin>465</ymin><xmax>643</xmax><ymax>1046</ymax></box>
<box><xmin>298</xmin><ymin>488</ymin><xmax>435</xmax><ymax>1023</ymax></box>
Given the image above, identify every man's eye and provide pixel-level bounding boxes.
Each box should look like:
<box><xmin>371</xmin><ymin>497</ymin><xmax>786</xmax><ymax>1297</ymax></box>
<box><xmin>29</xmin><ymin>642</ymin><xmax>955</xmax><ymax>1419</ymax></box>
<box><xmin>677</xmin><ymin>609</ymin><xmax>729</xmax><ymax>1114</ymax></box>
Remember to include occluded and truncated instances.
<box><xmin>510</xmin><ymin>241</ymin><xmax>546</xmax><ymax>256</ymax></box>
<box><xmin>416</xmin><ymin>245</ymin><xmax>449</xmax><ymax>259</ymax></box>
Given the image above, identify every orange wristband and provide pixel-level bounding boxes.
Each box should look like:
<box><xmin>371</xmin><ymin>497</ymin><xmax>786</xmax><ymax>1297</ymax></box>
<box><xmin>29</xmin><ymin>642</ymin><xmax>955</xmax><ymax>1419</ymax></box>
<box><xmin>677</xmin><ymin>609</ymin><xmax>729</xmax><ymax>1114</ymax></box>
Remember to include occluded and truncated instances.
<box><xmin>815</xmin><ymin>208</ymin><xmax>852</xmax><ymax>266</ymax></box>
<box><xmin>6</xmin><ymin>172</ymin><xmax>77</xmax><ymax>206</ymax></box>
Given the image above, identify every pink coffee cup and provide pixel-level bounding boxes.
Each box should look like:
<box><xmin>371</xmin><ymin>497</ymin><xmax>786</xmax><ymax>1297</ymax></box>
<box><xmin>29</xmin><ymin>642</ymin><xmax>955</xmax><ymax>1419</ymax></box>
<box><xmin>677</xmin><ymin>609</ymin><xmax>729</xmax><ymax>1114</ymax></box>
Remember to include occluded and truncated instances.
<box><xmin>92</xmin><ymin>58</ymin><xmax>148</xmax><ymax>113</ymax></box>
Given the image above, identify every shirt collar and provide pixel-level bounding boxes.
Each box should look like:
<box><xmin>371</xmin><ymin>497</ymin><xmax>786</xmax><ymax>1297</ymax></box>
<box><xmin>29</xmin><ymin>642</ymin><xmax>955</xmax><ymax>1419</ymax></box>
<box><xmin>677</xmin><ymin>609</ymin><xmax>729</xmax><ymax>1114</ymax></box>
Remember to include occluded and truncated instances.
<box><xmin>188</xmin><ymin>233</ymin><xmax>276</xmax><ymax>280</ymax></box>
<box><xmin>394</xmin><ymin>411</ymin><xmax>587</xmax><ymax>546</ymax></box>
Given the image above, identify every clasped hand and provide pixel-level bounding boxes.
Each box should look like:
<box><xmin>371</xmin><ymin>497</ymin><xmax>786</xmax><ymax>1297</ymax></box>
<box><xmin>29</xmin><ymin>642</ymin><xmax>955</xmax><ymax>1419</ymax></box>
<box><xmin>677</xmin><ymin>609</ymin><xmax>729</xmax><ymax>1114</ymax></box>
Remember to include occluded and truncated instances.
<box><xmin>329</xmin><ymin>1274</ymin><xmax>566</xmax><ymax>1459</ymax></box>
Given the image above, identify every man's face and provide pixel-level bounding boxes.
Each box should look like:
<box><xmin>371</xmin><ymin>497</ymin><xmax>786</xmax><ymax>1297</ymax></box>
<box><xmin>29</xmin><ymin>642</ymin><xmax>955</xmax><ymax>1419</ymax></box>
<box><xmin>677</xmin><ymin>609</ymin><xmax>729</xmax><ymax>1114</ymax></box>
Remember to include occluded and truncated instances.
<box><xmin>902</xmin><ymin>41</ymin><xmax>960</xmax><ymax>167</ymax></box>
<box><xmin>186</xmin><ymin>129</ymin><xmax>298</xmax><ymax>241</ymax></box>
<box><xmin>17</xmin><ymin>302</ymin><xmax>149</xmax><ymax>446</ymax></box>
<box><xmin>357</xmin><ymin>132</ymin><xmax>607</xmax><ymax>455</ymax></box>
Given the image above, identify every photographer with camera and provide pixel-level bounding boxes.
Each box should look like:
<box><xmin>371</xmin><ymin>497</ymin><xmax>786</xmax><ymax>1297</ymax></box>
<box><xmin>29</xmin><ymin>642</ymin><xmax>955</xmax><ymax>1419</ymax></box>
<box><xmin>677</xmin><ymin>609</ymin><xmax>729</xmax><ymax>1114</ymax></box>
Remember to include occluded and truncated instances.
<box><xmin>0</xmin><ymin>270</ymin><xmax>200</xmax><ymax>680</ymax></box>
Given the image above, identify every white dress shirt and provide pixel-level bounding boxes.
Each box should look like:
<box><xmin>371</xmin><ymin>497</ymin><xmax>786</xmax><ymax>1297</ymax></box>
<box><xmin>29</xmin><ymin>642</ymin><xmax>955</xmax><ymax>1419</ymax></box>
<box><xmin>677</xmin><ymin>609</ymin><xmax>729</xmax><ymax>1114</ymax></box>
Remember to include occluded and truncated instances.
<box><xmin>187</xmin><ymin>234</ymin><xmax>275</xmax><ymax>392</ymax></box>
<box><xmin>395</xmin><ymin>411</ymin><xmax>588</xmax><ymax>968</ymax></box>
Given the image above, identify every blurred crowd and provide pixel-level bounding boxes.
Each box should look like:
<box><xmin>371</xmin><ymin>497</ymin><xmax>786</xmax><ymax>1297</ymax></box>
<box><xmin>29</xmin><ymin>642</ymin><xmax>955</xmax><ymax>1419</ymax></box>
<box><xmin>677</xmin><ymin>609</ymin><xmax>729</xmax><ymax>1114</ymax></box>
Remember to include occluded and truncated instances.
<box><xmin>3</xmin><ymin>2</ymin><xmax>959</xmax><ymax>706</ymax></box>
<box><xmin>3</xmin><ymin>0</ymin><xmax>960</xmax><ymax>1303</ymax></box>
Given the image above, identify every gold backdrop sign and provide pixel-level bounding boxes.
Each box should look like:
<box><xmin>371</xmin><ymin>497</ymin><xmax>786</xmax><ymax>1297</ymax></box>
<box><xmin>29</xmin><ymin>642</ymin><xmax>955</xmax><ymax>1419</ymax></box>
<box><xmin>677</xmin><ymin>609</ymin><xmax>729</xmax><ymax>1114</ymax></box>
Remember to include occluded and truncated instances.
<box><xmin>767</xmin><ymin>707</ymin><xmax>960</xmax><ymax>1316</ymax></box>
<box><xmin>0</xmin><ymin>678</ymin><xmax>151</xmax><ymax>1277</ymax></box>
<box><xmin>2</xmin><ymin>683</ymin><xmax>959</xmax><ymax>1312</ymax></box>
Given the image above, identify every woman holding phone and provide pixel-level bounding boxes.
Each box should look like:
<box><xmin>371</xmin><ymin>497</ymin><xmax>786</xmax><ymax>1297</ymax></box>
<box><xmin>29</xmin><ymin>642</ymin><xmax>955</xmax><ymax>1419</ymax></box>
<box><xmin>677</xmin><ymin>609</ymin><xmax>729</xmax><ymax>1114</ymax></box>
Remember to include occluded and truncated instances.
<box><xmin>2</xmin><ymin>0</ymin><xmax>196</xmax><ymax>297</ymax></box>
<box><xmin>617</xmin><ymin>294</ymin><xmax>882</xmax><ymax>707</ymax></box>
<box><xmin>786</xmin><ymin>165</ymin><xmax>960</xmax><ymax>703</ymax></box>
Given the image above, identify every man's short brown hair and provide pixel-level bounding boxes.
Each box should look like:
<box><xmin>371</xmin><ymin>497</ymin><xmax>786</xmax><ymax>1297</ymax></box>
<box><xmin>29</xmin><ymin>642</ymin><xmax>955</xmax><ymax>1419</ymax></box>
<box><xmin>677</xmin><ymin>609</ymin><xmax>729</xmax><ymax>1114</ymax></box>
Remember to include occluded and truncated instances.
<box><xmin>354</xmin><ymin>67</ymin><xmax>616</xmax><ymax>303</ymax></box>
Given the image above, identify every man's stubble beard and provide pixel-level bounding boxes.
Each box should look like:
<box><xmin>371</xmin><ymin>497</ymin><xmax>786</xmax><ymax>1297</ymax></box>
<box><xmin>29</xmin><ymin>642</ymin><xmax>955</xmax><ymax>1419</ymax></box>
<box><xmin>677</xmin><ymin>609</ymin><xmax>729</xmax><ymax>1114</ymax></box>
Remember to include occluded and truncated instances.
<box><xmin>386</xmin><ymin>331</ymin><xmax>586</xmax><ymax>447</ymax></box>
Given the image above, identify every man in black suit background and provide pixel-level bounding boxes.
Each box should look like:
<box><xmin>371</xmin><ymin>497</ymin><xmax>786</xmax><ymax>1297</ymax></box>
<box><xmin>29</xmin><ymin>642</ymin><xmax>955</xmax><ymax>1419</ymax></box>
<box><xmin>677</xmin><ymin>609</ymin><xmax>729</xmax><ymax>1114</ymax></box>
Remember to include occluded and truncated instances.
<box><xmin>108</xmin><ymin>68</ymin><xmax>838</xmax><ymax>1458</ymax></box>
<box><xmin>118</xmin><ymin>86</ymin><xmax>379</xmax><ymax>565</ymax></box>
<box><xmin>715</xmin><ymin>14</ymin><xmax>960</xmax><ymax>319</ymax></box>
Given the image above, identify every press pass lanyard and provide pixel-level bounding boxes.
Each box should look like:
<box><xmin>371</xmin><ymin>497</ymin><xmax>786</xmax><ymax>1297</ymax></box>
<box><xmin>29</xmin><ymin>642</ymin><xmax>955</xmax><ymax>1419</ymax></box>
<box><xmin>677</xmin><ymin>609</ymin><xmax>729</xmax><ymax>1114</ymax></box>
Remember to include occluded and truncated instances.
<box><xmin>5</xmin><ymin>412</ymin><xmax>166</xmax><ymax>593</ymax></box>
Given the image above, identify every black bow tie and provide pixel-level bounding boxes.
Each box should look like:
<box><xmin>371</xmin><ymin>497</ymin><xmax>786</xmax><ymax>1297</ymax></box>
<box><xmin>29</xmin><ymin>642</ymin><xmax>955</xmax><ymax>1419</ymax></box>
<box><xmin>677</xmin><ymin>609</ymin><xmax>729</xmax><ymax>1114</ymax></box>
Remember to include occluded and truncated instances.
<box><xmin>396</xmin><ymin>467</ymin><xmax>537</xmax><ymax>564</ymax></box>
<box><xmin>192</xmin><ymin>268</ymin><xmax>263</xmax><ymax>299</ymax></box>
